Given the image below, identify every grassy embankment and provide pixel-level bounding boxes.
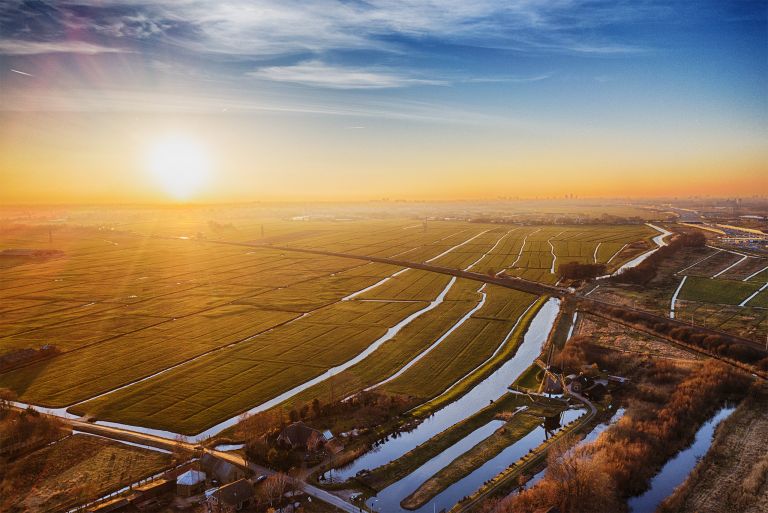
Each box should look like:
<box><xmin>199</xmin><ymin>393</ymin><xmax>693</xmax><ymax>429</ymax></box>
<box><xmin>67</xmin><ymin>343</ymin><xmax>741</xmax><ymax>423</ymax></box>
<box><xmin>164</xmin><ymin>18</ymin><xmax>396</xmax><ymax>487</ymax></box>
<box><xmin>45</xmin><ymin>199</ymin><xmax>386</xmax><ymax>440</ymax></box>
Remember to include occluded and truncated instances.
<box><xmin>358</xmin><ymin>393</ymin><xmax>566</xmax><ymax>493</ymax></box>
<box><xmin>402</xmin><ymin>400</ymin><xmax>569</xmax><ymax>509</ymax></box>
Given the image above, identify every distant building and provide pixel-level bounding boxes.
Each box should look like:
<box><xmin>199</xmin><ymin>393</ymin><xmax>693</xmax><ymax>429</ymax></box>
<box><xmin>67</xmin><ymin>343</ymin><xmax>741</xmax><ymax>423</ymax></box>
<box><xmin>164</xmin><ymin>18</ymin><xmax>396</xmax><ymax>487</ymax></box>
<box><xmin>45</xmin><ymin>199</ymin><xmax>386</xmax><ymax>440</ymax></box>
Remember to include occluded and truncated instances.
<box><xmin>277</xmin><ymin>422</ymin><xmax>327</xmax><ymax>451</ymax></box>
<box><xmin>201</xmin><ymin>453</ymin><xmax>247</xmax><ymax>484</ymax></box>
<box><xmin>176</xmin><ymin>470</ymin><xmax>206</xmax><ymax>497</ymax></box>
<box><xmin>209</xmin><ymin>478</ymin><xmax>255</xmax><ymax>512</ymax></box>
<box><xmin>564</xmin><ymin>374</ymin><xmax>594</xmax><ymax>394</ymax></box>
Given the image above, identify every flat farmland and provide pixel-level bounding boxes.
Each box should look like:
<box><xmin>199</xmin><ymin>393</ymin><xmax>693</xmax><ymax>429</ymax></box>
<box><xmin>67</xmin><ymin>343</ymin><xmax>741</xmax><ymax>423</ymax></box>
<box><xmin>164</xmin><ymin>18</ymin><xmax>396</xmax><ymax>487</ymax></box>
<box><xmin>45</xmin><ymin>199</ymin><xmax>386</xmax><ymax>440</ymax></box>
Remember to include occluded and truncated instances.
<box><xmin>744</xmin><ymin>289</ymin><xmax>768</xmax><ymax>308</ymax></box>
<box><xmin>1</xmin><ymin>219</ymin><xmax>657</xmax><ymax>437</ymax></box>
<box><xmin>717</xmin><ymin>256</ymin><xmax>768</xmax><ymax>281</ymax></box>
<box><xmin>475</xmin><ymin>225</ymin><xmax>655</xmax><ymax>281</ymax></box>
<box><xmin>673</xmin><ymin>301</ymin><xmax>766</xmax><ymax>340</ymax></box>
<box><xmin>0</xmin><ymin>433</ymin><xmax>172</xmax><ymax>513</ymax></box>
<box><xmin>357</xmin><ymin>269</ymin><xmax>452</xmax><ymax>301</ymax></box>
<box><xmin>678</xmin><ymin>276</ymin><xmax>761</xmax><ymax>305</ymax></box>
<box><xmin>71</xmin><ymin>299</ymin><xmax>429</xmax><ymax>432</ymax></box>
<box><xmin>380</xmin><ymin>284</ymin><xmax>538</xmax><ymax>400</ymax></box>
<box><xmin>683</xmin><ymin>251</ymin><xmax>746</xmax><ymax>278</ymax></box>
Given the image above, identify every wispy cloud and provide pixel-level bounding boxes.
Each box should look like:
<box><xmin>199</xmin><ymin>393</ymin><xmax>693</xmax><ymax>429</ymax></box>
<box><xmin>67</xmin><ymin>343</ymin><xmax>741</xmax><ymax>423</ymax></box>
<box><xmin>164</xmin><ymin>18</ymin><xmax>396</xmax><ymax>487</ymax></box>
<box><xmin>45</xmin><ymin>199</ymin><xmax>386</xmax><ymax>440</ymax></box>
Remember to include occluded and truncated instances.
<box><xmin>465</xmin><ymin>74</ymin><xmax>553</xmax><ymax>84</ymax></box>
<box><xmin>0</xmin><ymin>1</ymin><xmax>654</xmax><ymax>58</ymax></box>
<box><xmin>0</xmin><ymin>39</ymin><xmax>126</xmax><ymax>55</ymax></box>
<box><xmin>248</xmin><ymin>60</ymin><xmax>444</xmax><ymax>89</ymax></box>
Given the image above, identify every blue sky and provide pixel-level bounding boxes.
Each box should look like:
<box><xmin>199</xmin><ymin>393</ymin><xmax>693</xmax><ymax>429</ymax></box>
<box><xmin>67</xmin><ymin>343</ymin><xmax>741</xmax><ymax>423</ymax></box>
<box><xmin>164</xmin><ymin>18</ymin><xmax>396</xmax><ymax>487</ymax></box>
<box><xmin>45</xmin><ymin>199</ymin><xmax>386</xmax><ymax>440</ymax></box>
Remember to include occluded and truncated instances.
<box><xmin>0</xmin><ymin>1</ymin><xmax>766</xmax><ymax>201</ymax></box>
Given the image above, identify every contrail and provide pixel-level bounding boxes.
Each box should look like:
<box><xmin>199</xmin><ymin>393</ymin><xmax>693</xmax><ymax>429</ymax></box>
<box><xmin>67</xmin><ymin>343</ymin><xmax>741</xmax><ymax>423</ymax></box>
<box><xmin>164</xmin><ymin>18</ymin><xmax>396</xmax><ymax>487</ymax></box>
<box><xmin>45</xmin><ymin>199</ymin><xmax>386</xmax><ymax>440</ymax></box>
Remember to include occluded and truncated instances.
<box><xmin>11</xmin><ymin>69</ymin><xmax>33</xmax><ymax>77</ymax></box>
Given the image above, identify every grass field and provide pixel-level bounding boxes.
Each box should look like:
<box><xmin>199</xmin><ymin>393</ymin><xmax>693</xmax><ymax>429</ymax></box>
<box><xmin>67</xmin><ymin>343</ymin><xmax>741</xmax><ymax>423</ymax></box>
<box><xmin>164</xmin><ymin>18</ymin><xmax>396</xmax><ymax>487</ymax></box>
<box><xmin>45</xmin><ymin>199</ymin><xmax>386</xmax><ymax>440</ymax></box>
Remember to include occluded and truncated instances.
<box><xmin>677</xmin><ymin>276</ymin><xmax>761</xmax><ymax>305</ymax></box>
<box><xmin>380</xmin><ymin>285</ymin><xmax>538</xmax><ymax>400</ymax></box>
<box><xmin>1</xmin><ymin>218</ymin><xmax>658</xmax><ymax>436</ymax></box>
<box><xmin>0</xmin><ymin>433</ymin><xmax>171</xmax><ymax>512</ymax></box>
<box><xmin>512</xmin><ymin>364</ymin><xmax>544</xmax><ymax>391</ymax></box>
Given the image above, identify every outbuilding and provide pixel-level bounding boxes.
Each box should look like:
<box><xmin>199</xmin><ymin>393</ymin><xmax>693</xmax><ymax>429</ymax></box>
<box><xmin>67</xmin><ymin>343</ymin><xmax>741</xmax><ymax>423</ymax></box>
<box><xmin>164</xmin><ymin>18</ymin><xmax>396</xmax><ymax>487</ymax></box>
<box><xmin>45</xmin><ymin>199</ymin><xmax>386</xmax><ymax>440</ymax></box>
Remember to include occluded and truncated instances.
<box><xmin>176</xmin><ymin>470</ymin><xmax>207</xmax><ymax>497</ymax></box>
<box><xmin>210</xmin><ymin>479</ymin><xmax>255</xmax><ymax>511</ymax></box>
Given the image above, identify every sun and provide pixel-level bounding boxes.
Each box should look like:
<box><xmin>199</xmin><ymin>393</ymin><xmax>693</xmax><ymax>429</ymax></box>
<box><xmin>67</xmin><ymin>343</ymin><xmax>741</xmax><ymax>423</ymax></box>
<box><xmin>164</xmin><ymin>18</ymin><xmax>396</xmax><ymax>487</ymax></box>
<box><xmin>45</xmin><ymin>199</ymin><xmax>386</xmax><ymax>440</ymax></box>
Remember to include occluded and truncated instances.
<box><xmin>146</xmin><ymin>136</ymin><xmax>210</xmax><ymax>200</ymax></box>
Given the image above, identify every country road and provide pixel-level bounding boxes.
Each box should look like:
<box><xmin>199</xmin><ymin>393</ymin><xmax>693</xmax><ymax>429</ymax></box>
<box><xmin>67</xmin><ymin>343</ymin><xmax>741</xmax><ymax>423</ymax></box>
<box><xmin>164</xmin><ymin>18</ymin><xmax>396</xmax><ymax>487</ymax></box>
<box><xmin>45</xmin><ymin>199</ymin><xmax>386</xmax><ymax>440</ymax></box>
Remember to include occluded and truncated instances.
<box><xmin>13</xmin><ymin>409</ymin><xmax>361</xmax><ymax>513</ymax></box>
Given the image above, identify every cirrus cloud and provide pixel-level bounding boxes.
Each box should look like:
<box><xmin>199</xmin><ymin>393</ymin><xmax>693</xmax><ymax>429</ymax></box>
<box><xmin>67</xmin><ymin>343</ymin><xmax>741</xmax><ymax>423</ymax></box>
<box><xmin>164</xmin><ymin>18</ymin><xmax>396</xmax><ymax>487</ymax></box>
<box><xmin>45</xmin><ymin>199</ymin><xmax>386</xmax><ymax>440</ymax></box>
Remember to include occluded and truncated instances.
<box><xmin>248</xmin><ymin>60</ymin><xmax>446</xmax><ymax>89</ymax></box>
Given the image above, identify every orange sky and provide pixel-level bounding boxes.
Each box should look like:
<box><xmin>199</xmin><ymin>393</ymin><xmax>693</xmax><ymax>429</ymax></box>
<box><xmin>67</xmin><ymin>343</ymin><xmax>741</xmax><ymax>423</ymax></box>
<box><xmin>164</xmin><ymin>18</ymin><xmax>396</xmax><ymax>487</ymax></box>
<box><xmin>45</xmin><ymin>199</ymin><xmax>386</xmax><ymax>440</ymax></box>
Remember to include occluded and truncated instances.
<box><xmin>1</xmin><ymin>110</ymin><xmax>765</xmax><ymax>204</ymax></box>
<box><xmin>1</xmin><ymin>1</ymin><xmax>766</xmax><ymax>203</ymax></box>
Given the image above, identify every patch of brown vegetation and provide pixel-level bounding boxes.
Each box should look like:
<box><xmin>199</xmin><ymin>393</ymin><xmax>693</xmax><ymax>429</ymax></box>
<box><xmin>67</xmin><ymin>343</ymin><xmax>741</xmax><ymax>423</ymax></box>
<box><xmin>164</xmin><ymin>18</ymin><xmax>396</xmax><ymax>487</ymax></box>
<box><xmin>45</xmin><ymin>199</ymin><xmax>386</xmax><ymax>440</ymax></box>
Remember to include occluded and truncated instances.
<box><xmin>0</xmin><ymin>433</ymin><xmax>172</xmax><ymax>512</ymax></box>
<box><xmin>658</xmin><ymin>384</ymin><xmax>768</xmax><ymax>513</ymax></box>
<box><xmin>492</xmin><ymin>339</ymin><xmax>751</xmax><ymax>513</ymax></box>
<box><xmin>577</xmin><ymin>315</ymin><xmax>699</xmax><ymax>361</ymax></box>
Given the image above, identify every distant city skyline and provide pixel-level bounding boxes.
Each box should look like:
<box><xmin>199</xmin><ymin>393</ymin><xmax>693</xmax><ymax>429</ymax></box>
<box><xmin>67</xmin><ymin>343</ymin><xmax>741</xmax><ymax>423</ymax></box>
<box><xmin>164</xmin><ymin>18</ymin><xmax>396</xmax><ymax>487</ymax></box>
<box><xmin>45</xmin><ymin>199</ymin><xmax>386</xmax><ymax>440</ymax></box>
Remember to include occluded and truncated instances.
<box><xmin>1</xmin><ymin>1</ymin><xmax>766</xmax><ymax>202</ymax></box>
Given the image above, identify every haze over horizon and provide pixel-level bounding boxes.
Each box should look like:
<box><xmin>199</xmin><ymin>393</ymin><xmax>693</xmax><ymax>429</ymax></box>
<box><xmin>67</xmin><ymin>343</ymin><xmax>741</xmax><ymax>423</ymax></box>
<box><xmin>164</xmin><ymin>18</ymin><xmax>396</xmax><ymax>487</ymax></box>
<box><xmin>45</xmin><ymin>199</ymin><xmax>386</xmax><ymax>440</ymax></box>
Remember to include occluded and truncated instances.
<box><xmin>1</xmin><ymin>1</ymin><xmax>766</xmax><ymax>203</ymax></box>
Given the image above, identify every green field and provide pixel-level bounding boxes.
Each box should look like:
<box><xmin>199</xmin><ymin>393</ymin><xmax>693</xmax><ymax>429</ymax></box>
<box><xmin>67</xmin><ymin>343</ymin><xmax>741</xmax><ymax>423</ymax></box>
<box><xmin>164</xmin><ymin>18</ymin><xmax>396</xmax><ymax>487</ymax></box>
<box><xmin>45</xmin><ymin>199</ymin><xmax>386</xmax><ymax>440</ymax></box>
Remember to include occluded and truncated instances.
<box><xmin>746</xmin><ymin>288</ymin><xmax>768</xmax><ymax>308</ymax></box>
<box><xmin>0</xmin><ymin>217</ymin><xmax>656</xmax><ymax>435</ymax></box>
<box><xmin>678</xmin><ymin>276</ymin><xmax>762</xmax><ymax>305</ymax></box>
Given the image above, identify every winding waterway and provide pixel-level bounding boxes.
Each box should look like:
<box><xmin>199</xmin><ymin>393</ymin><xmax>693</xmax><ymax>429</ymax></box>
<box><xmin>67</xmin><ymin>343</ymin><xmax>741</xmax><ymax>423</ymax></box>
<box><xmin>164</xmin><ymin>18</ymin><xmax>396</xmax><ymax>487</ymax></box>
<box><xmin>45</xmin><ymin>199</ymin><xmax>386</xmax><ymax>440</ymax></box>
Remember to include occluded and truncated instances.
<box><xmin>627</xmin><ymin>406</ymin><xmax>736</xmax><ymax>513</ymax></box>
<box><xmin>325</xmin><ymin>298</ymin><xmax>561</xmax><ymax>482</ymax></box>
<box><xmin>368</xmin><ymin>409</ymin><xmax>584</xmax><ymax>513</ymax></box>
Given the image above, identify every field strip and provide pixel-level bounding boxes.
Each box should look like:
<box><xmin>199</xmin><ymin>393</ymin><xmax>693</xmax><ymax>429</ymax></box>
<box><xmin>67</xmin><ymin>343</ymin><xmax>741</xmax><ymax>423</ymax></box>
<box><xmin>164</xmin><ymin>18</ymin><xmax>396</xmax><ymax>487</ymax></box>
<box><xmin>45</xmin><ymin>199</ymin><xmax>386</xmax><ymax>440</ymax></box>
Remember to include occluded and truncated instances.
<box><xmin>508</xmin><ymin>228</ymin><xmax>541</xmax><ymax>269</ymax></box>
<box><xmin>73</xmin><ymin>430</ymin><xmax>172</xmax><ymax>454</ymax></box>
<box><xmin>58</xmin><ymin>313</ymin><xmax>307</xmax><ymax>411</ymax></box>
<box><xmin>739</xmin><ymin>282</ymin><xmax>768</xmax><ymax>307</ymax></box>
<box><xmin>711</xmin><ymin>251</ymin><xmax>749</xmax><ymax>278</ymax></box>
<box><xmin>425</xmin><ymin>230</ymin><xmax>490</xmax><ymax>263</ymax></box>
<box><xmin>342</xmin><ymin>268</ymin><xmax>410</xmax><ymax>301</ymax></box>
<box><xmin>182</xmin><ymin>277</ymin><xmax>461</xmax><ymax>440</ymax></box>
<box><xmin>465</xmin><ymin>229</ymin><xmax>515</xmax><ymax>271</ymax></box>
<box><xmin>547</xmin><ymin>231</ymin><xmax>564</xmax><ymax>273</ymax></box>
<box><xmin>420</xmin><ymin>297</ymin><xmax>539</xmax><ymax>407</ymax></box>
<box><xmin>606</xmin><ymin>243</ymin><xmax>628</xmax><ymax>264</ymax></box>
<box><xmin>670</xmin><ymin>275</ymin><xmax>688</xmax><ymax>319</ymax></box>
<box><xmin>677</xmin><ymin>248</ymin><xmax>722</xmax><ymax>274</ymax></box>
<box><xmin>345</xmin><ymin>230</ymin><xmax>490</xmax><ymax>301</ymax></box>
<box><xmin>365</xmin><ymin>283</ymin><xmax>487</xmax><ymax>391</ymax></box>
<box><xmin>389</xmin><ymin>229</ymin><xmax>467</xmax><ymax>258</ymax></box>
<box><xmin>593</xmin><ymin>242</ymin><xmax>602</xmax><ymax>263</ymax></box>
<box><xmin>362</xmin><ymin>231</ymin><xmax>516</xmax><ymax>391</ymax></box>
<box><xmin>743</xmin><ymin>264</ymin><xmax>768</xmax><ymax>282</ymax></box>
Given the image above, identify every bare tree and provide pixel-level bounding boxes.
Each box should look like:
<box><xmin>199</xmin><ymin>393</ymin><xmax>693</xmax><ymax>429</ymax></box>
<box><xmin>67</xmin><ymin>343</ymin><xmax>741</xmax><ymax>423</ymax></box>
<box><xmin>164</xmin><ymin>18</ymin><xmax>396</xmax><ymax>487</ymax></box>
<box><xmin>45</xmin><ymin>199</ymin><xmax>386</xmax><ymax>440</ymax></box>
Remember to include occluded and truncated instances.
<box><xmin>0</xmin><ymin>388</ymin><xmax>17</xmax><ymax>416</ymax></box>
<box><xmin>264</xmin><ymin>472</ymin><xmax>291</xmax><ymax>511</ymax></box>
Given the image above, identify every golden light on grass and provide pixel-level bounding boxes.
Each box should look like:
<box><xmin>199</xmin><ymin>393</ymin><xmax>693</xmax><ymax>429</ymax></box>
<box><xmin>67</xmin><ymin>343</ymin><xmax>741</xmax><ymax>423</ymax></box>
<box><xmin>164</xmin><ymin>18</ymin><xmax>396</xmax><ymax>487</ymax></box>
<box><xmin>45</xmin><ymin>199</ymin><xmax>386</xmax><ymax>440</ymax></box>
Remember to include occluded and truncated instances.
<box><xmin>146</xmin><ymin>135</ymin><xmax>210</xmax><ymax>200</ymax></box>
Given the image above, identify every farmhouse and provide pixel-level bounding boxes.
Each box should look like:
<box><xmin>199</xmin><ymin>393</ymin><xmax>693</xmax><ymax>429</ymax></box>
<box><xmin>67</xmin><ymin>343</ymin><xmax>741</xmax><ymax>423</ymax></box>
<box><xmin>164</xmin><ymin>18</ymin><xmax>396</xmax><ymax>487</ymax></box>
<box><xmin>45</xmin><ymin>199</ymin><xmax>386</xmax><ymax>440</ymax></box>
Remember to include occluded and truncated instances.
<box><xmin>277</xmin><ymin>421</ymin><xmax>327</xmax><ymax>451</ymax></box>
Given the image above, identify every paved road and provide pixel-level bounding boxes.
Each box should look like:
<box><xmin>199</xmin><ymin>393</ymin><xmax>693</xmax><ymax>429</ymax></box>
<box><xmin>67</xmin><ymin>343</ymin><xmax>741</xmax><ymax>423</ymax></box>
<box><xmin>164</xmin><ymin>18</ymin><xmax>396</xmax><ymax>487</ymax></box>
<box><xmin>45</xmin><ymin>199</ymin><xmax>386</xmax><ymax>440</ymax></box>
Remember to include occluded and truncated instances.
<box><xmin>25</xmin><ymin>414</ymin><xmax>360</xmax><ymax>513</ymax></box>
<box><xmin>204</xmin><ymin>449</ymin><xmax>360</xmax><ymax>512</ymax></box>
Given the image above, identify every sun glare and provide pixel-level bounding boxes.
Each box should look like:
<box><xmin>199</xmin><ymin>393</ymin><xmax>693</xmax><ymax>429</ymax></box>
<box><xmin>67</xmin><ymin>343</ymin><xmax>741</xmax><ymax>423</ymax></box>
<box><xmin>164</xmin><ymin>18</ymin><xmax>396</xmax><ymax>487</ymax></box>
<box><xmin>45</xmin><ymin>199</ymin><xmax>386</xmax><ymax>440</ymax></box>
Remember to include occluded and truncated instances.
<box><xmin>146</xmin><ymin>136</ymin><xmax>210</xmax><ymax>200</ymax></box>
